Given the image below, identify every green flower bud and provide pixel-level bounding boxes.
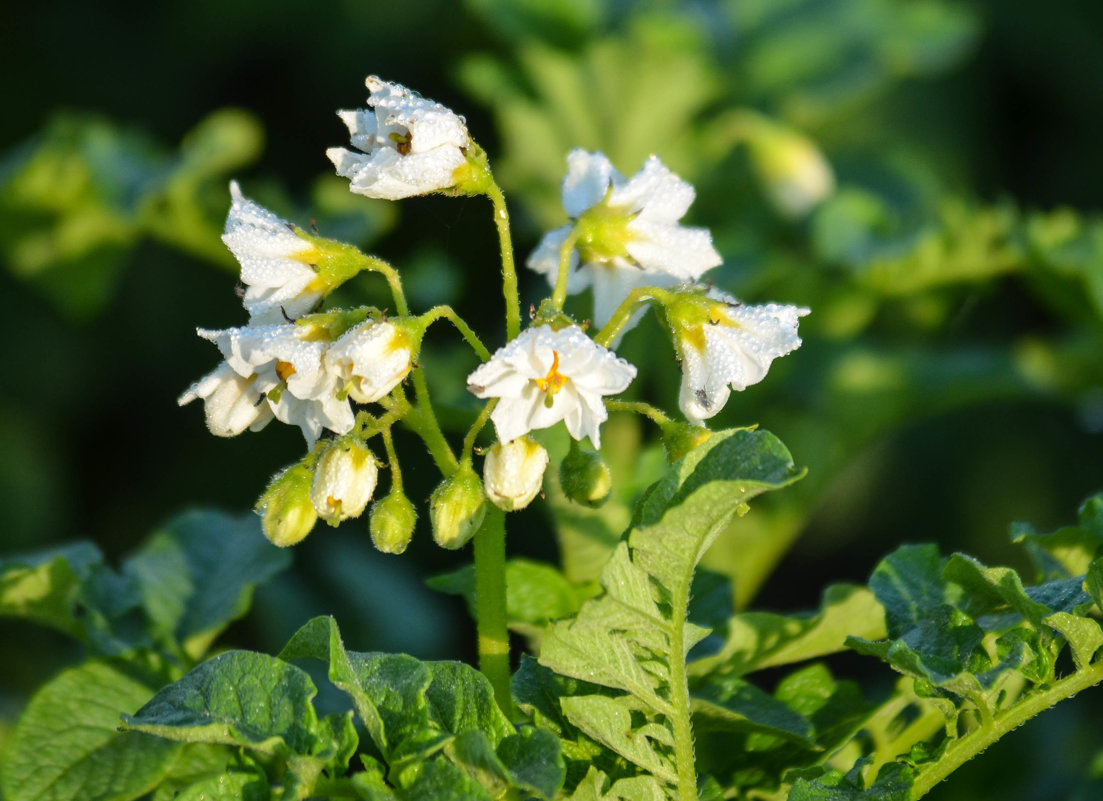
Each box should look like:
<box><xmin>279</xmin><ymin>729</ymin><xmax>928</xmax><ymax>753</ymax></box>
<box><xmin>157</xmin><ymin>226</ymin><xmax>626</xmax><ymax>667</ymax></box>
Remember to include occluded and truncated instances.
<box><xmin>660</xmin><ymin>421</ymin><xmax>713</xmax><ymax>463</ymax></box>
<box><xmin>256</xmin><ymin>464</ymin><xmax>317</xmax><ymax>547</ymax></box>
<box><xmin>483</xmin><ymin>437</ymin><xmax>549</xmax><ymax>511</ymax></box>
<box><xmin>430</xmin><ymin>462</ymin><xmax>487</xmax><ymax>550</ymax></box>
<box><xmin>311</xmin><ymin>438</ymin><xmax>378</xmax><ymax>526</ymax></box>
<box><xmin>558</xmin><ymin>444</ymin><xmax>613</xmax><ymax>508</ymax></box>
<box><xmin>369</xmin><ymin>491</ymin><xmax>418</xmax><ymax>555</ymax></box>
<box><xmin>745</xmin><ymin>119</ymin><xmax>834</xmax><ymax>218</ymax></box>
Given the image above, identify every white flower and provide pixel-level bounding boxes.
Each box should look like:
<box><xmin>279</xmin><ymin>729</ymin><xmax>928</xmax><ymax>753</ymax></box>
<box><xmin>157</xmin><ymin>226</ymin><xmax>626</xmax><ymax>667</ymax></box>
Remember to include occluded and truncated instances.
<box><xmin>311</xmin><ymin>439</ymin><xmax>379</xmax><ymax>525</ymax></box>
<box><xmin>223</xmin><ymin>181</ymin><xmax>325</xmax><ymax>324</ymax></box>
<box><xmin>528</xmin><ymin>150</ymin><xmax>722</xmax><ymax>327</ymax></box>
<box><xmin>193</xmin><ymin>323</ymin><xmax>355</xmax><ymax>444</ymax></box>
<box><xmin>483</xmin><ymin>437</ymin><xmax>549</xmax><ymax>511</ymax></box>
<box><xmin>466</xmin><ymin>325</ymin><xmax>636</xmax><ymax>448</ymax></box>
<box><xmin>177</xmin><ymin>362</ymin><xmax>274</xmax><ymax>437</ymax></box>
<box><xmin>673</xmin><ymin>290</ymin><xmax>808</xmax><ymax>424</ymax></box>
<box><xmin>324</xmin><ymin>320</ymin><xmax>412</xmax><ymax>403</ymax></box>
<box><xmin>327</xmin><ymin>76</ymin><xmax>470</xmax><ymax>200</ymax></box>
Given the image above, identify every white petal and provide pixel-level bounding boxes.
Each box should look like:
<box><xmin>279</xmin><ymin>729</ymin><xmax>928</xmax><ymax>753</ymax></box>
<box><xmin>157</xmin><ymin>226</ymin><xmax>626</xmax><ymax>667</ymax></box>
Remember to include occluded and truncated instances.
<box><xmin>625</xmin><ymin>220</ymin><xmax>722</xmax><ymax>280</ymax></box>
<box><xmin>178</xmin><ymin>363</ymin><xmax>271</xmax><ymax>437</ymax></box>
<box><xmin>610</xmin><ymin>155</ymin><xmax>695</xmax><ymax>221</ymax></box>
<box><xmin>562</xmin><ymin>150</ymin><xmax>619</xmax><ymax>218</ymax></box>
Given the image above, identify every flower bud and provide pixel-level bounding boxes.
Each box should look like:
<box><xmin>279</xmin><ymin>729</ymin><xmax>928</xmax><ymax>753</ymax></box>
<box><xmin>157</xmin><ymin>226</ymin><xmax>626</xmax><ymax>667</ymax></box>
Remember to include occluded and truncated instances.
<box><xmin>256</xmin><ymin>464</ymin><xmax>317</xmax><ymax>547</ymax></box>
<box><xmin>430</xmin><ymin>462</ymin><xmax>487</xmax><ymax>550</ymax></box>
<box><xmin>483</xmin><ymin>437</ymin><xmax>549</xmax><ymax>511</ymax></box>
<box><xmin>369</xmin><ymin>491</ymin><xmax>418</xmax><ymax>555</ymax></box>
<box><xmin>746</xmin><ymin>120</ymin><xmax>834</xmax><ymax>219</ymax></box>
<box><xmin>310</xmin><ymin>438</ymin><xmax>378</xmax><ymax>526</ymax></box>
<box><xmin>558</xmin><ymin>445</ymin><xmax>613</xmax><ymax>508</ymax></box>
<box><xmin>660</xmin><ymin>421</ymin><xmax>713</xmax><ymax>463</ymax></box>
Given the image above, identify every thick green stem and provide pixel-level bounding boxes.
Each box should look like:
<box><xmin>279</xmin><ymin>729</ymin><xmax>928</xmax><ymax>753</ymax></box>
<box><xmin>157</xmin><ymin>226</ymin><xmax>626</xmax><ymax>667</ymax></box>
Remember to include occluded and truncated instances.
<box><xmin>485</xmin><ymin>182</ymin><xmax>521</xmax><ymax>340</ymax></box>
<box><xmin>473</xmin><ymin>504</ymin><xmax>513</xmax><ymax>718</ymax></box>
<box><xmin>594</xmin><ymin>285</ymin><xmax>673</xmax><ymax>347</ymax></box>
<box><xmin>419</xmin><ymin>305</ymin><xmax>491</xmax><ymax>361</ymax></box>
<box><xmin>395</xmin><ymin>383</ymin><xmax>457</xmax><ymax>477</ymax></box>
<box><xmin>668</xmin><ymin>577</ymin><xmax>699</xmax><ymax>801</ymax></box>
<box><xmin>910</xmin><ymin>660</ymin><xmax>1103</xmax><ymax>798</ymax></box>
<box><xmin>551</xmin><ymin>226</ymin><xmax>580</xmax><ymax>311</ymax></box>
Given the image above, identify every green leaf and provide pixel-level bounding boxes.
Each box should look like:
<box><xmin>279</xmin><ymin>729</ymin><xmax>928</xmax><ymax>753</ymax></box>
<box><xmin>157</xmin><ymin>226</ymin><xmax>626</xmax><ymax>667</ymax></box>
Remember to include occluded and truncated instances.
<box><xmin>788</xmin><ymin>761</ymin><xmax>915</xmax><ymax>801</ymax></box>
<box><xmin>497</xmin><ymin>727</ymin><xmax>566</xmax><ymax>800</ymax></box>
<box><xmin>868</xmin><ymin>544</ymin><xmax>948</xmax><ymax>637</ymax></box>
<box><xmin>690</xmin><ymin>674</ymin><xmax>813</xmax><ymax>742</ymax></box>
<box><xmin>166</xmin><ymin>770</ymin><xmax>268</xmax><ymax>801</ymax></box>
<box><xmin>0</xmin><ymin>546</ymin><xmax>95</xmax><ymax>638</ymax></box>
<box><xmin>1</xmin><ymin>661</ymin><xmax>180</xmax><ymax>801</ymax></box>
<box><xmin>690</xmin><ymin>584</ymin><xmax>887</xmax><ymax>677</ymax></box>
<box><xmin>121</xmin><ymin>650</ymin><xmax>322</xmax><ymax>756</ymax></box>
<box><xmin>541</xmin><ymin>428</ymin><xmax>803</xmax><ymax>792</ymax></box>
<box><xmin>427</xmin><ymin>558</ymin><xmax>598</xmax><ymax>642</ymax></box>
<box><xmin>1047</xmin><ymin>611</ymin><xmax>1103</xmax><ymax>671</ymax></box>
<box><xmin>560</xmin><ymin>695</ymin><xmax>678</xmax><ymax>785</ymax></box>
<box><xmin>123</xmin><ymin>509</ymin><xmax>291</xmax><ymax>659</ymax></box>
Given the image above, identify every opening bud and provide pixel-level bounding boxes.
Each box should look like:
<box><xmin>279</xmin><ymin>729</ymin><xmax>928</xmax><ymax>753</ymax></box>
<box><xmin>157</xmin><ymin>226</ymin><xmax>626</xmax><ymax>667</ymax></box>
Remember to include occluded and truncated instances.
<box><xmin>369</xmin><ymin>491</ymin><xmax>418</xmax><ymax>554</ymax></box>
<box><xmin>558</xmin><ymin>442</ymin><xmax>613</xmax><ymax>508</ymax></box>
<box><xmin>430</xmin><ymin>462</ymin><xmax>487</xmax><ymax>550</ymax></box>
<box><xmin>483</xmin><ymin>437</ymin><xmax>549</xmax><ymax>511</ymax></box>
<box><xmin>256</xmin><ymin>463</ymin><xmax>317</xmax><ymax>547</ymax></box>
<box><xmin>310</xmin><ymin>437</ymin><xmax>379</xmax><ymax>526</ymax></box>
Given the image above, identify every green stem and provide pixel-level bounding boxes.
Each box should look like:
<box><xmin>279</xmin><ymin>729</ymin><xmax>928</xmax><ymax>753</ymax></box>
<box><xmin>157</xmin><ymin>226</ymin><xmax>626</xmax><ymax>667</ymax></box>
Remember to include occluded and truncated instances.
<box><xmin>395</xmin><ymin>383</ymin><xmax>458</xmax><ymax>477</ymax></box>
<box><xmin>594</xmin><ymin>285</ymin><xmax>673</xmax><ymax>347</ymax></box>
<box><xmin>551</xmin><ymin>226</ymin><xmax>580</xmax><ymax>311</ymax></box>
<box><xmin>485</xmin><ymin>182</ymin><xmax>521</xmax><ymax>340</ymax></box>
<box><xmin>911</xmin><ymin>660</ymin><xmax>1103</xmax><ymax>799</ymax></box>
<box><xmin>380</xmin><ymin>426</ymin><xmax>403</xmax><ymax>493</ymax></box>
<box><xmin>473</xmin><ymin>504</ymin><xmax>513</xmax><ymax>718</ymax></box>
<box><xmin>606</xmin><ymin>400</ymin><xmax>671</xmax><ymax>426</ymax></box>
<box><xmin>419</xmin><ymin>305</ymin><xmax>492</xmax><ymax>360</ymax></box>
<box><xmin>668</xmin><ymin>574</ymin><xmax>699</xmax><ymax>801</ymax></box>
<box><xmin>462</xmin><ymin>399</ymin><xmax>499</xmax><ymax>462</ymax></box>
<box><xmin>360</xmin><ymin>255</ymin><xmax>410</xmax><ymax>316</ymax></box>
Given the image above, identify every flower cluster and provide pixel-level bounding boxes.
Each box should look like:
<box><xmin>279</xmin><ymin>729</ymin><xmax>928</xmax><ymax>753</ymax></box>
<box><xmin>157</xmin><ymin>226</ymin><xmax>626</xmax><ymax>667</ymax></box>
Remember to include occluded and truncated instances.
<box><xmin>179</xmin><ymin>185</ymin><xmax>414</xmax><ymax>446</ymax></box>
<box><xmin>180</xmin><ymin>75</ymin><xmax>812</xmax><ymax>553</ymax></box>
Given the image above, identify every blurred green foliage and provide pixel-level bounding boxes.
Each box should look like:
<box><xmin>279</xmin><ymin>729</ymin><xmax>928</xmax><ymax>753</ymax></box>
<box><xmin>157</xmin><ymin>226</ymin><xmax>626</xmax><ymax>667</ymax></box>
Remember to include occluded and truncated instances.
<box><xmin>2</xmin><ymin>1</ymin><xmax>1103</xmax><ymax>798</ymax></box>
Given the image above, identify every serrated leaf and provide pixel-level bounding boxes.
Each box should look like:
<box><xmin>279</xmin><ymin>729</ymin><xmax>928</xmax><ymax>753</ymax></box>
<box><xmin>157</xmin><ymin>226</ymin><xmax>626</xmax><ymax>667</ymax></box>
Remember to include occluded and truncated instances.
<box><xmin>123</xmin><ymin>510</ymin><xmax>290</xmax><ymax>660</ymax></box>
<box><xmin>122</xmin><ymin>650</ymin><xmax>322</xmax><ymax>756</ymax></box>
<box><xmin>1</xmin><ymin>661</ymin><xmax>180</xmax><ymax>801</ymax></box>
<box><xmin>1047</xmin><ymin>611</ymin><xmax>1103</xmax><ymax>671</ymax></box>
<box><xmin>560</xmin><ymin>696</ymin><xmax>678</xmax><ymax>786</ymax></box>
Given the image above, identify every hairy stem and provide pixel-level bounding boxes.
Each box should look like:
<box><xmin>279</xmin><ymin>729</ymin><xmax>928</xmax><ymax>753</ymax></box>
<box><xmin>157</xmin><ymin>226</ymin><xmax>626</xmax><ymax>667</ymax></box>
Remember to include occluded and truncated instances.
<box><xmin>462</xmin><ymin>399</ymin><xmax>499</xmax><ymax>462</ymax></box>
<box><xmin>485</xmin><ymin>182</ymin><xmax>521</xmax><ymax>341</ymax></box>
<box><xmin>911</xmin><ymin>660</ymin><xmax>1103</xmax><ymax>798</ymax></box>
<box><xmin>551</xmin><ymin>226</ymin><xmax>580</xmax><ymax>311</ymax></box>
<box><xmin>419</xmin><ymin>305</ymin><xmax>491</xmax><ymax>361</ymax></box>
<box><xmin>360</xmin><ymin>255</ymin><xmax>409</xmax><ymax>317</ymax></box>
<box><xmin>395</xmin><ymin>383</ymin><xmax>457</xmax><ymax>476</ymax></box>
<box><xmin>380</xmin><ymin>427</ymin><xmax>403</xmax><ymax>493</ymax></box>
<box><xmin>594</xmin><ymin>285</ymin><xmax>673</xmax><ymax>347</ymax></box>
<box><xmin>473</xmin><ymin>504</ymin><xmax>513</xmax><ymax>718</ymax></box>
<box><xmin>606</xmin><ymin>400</ymin><xmax>672</xmax><ymax>426</ymax></box>
<box><xmin>668</xmin><ymin>574</ymin><xmax>699</xmax><ymax>801</ymax></box>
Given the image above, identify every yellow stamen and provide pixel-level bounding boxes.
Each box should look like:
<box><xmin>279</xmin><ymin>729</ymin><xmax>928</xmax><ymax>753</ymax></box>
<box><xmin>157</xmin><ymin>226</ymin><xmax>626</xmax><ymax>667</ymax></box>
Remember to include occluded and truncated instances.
<box><xmin>535</xmin><ymin>351</ymin><xmax>569</xmax><ymax>395</ymax></box>
<box><xmin>276</xmin><ymin>361</ymin><xmax>297</xmax><ymax>383</ymax></box>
